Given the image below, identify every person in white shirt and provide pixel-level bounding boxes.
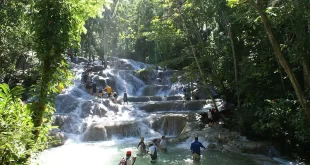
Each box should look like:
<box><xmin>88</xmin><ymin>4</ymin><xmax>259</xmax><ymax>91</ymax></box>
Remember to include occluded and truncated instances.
<box><xmin>137</xmin><ymin>137</ymin><xmax>146</xmax><ymax>156</ymax></box>
<box><xmin>148</xmin><ymin>142</ymin><xmax>158</xmax><ymax>163</ymax></box>
<box><xmin>119</xmin><ymin>151</ymin><xmax>136</xmax><ymax>165</ymax></box>
<box><xmin>159</xmin><ymin>135</ymin><xmax>167</xmax><ymax>152</ymax></box>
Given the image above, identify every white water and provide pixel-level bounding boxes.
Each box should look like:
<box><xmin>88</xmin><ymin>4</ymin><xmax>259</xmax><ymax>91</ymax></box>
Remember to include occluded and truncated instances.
<box><xmin>33</xmin><ymin>58</ymin><xmax>296</xmax><ymax>165</ymax></box>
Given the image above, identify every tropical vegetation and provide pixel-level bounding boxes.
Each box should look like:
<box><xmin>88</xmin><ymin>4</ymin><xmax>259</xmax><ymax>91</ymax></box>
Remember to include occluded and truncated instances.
<box><xmin>1</xmin><ymin>0</ymin><xmax>310</xmax><ymax>163</ymax></box>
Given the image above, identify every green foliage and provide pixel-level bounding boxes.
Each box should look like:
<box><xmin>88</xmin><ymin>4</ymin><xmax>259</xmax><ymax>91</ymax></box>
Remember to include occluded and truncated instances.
<box><xmin>31</xmin><ymin>0</ymin><xmax>105</xmax><ymax>143</ymax></box>
<box><xmin>252</xmin><ymin>99</ymin><xmax>310</xmax><ymax>143</ymax></box>
<box><xmin>0</xmin><ymin>84</ymin><xmax>34</xmax><ymax>164</ymax></box>
<box><xmin>0</xmin><ymin>0</ymin><xmax>36</xmax><ymax>85</ymax></box>
<box><xmin>253</xmin><ymin>99</ymin><xmax>295</xmax><ymax>137</ymax></box>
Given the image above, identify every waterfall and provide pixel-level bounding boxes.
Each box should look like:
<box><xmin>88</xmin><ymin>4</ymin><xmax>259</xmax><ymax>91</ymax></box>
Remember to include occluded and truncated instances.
<box><xmin>54</xmin><ymin>57</ymin><xmax>211</xmax><ymax>142</ymax></box>
<box><xmin>34</xmin><ymin>57</ymin><xmax>296</xmax><ymax>165</ymax></box>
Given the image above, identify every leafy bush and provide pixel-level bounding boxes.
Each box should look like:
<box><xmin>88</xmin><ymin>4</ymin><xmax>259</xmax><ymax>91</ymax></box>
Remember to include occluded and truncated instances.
<box><xmin>252</xmin><ymin>98</ymin><xmax>310</xmax><ymax>143</ymax></box>
<box><xmin>0</xmin><ymin>84</ymin><xmax>35</xmax><ymax>164</ymax></box>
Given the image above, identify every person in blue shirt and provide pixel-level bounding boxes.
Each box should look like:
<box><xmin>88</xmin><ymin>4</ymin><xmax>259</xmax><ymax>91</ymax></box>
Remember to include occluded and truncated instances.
<box><xmin>190</xmin><ymin>136</ymin><xmax>206</xmax><ymax>162</ymax></box>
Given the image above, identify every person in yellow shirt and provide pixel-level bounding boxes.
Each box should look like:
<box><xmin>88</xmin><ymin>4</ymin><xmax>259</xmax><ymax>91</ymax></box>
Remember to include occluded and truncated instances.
<box><xmin>103</xmin><ymin>85</ymin><xmax>112</xmax><ymax>97</ymax></box>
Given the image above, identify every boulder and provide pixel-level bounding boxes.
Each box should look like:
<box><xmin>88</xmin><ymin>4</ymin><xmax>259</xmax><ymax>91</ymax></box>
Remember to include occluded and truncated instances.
<box><xmin>55</xmin><ymin>94</ymin><xmax>79</xmax><ymax>113</ymax></box>
<box><xmin>151</xmin><ymin>115</ymin><xmax>187</xmax><ymax>136</ymax></box>
<box><xmin>80</xmin><ymin>101</ymin><xmax>108</xmax><ymax>118</ymax></box>
<box><xmin>48</xmin><ymin>128</ymin><xmax>66</xmax><ymax>147</ymax></box>
<box><xmin>52</xmin><ymin>114</ymin><xmax>69</xmax><ymax>128</ymax></box>
<box><xmin>134</xmin><ymin>68</ymin><xmax>156</xmax><ymax>84</ymax></box>
<box><xmin>93</xmin><ymin>75</ymin><xmax>106</xmax><ymax>87</ymax></box>
<box><xmin>82</xmin><ymin>123</ymin><xmax>107</xmax><ymax>141</ymax></box>
<box><xmin>92</xmin><ymin>65</ymin><xmax>105</xmax><ymax>72</ymax></box>
<box><xmin>105</xmin><ymin>121</ymin><xmax>140</xmax><ymax>139</ymax></box>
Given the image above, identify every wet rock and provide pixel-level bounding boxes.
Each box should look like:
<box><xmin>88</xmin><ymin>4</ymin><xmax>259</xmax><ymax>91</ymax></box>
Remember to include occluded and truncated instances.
<box><xmin>139</xmin><ymin>100</ymin><xmax>206</xmax><ymax>112</ymax></box>
<box><xmin>48</xmin><ymin>128</ymin><xmax>66</xmax><ymax>147</ymax></box>
<box><xmin>171</xmin><ymin>122</ymin><xmax>200</xmax><ymax>142</ymax></box>
<box><xmin>105</xmin><ymin>74</ymin><xmax>116</xmax><ymax>90</ymax></box>
<box><xmin>55</xmin><ymin>94</ymin><xmax>79</xmax><ymax>113</ymax></box>
<box><xmin>142</xmin><ymin>85</ymin><xmax>170</xmax><ymax>96</ymax></box>
<box><xmin>78</xmin><ymin>57</ymin><xmax>88</xmax><ymax>63</ymax></box>
<box><xmin>82</xmin><ymin>123</ymin><xmax>107</xmax><ymax>141</ymax></box>
<box><xmin>52</xmin><ymin>114</ymin><xmax>70</xmax><ymax>128</ymax></box>
<box><xmin>69</xmin><ymin>88</ymin><xmax>84</xmax><ymax>98</ymax></box>
<box><xmin>166</xmin><ymin>96</ymin><xmax>183</xmax><ymax>101</ymax></box>
<box><xmin>151</xmin><ymin>115</ymin><xmax>187</xmax><ymax>136</ymax></box>
<box><xmin>208</xmin><ymin>143</ymin><xmax>217</xmax><ymax>149</ymax></box>
<box><xmin>184</xmin><ymin>100</ymin><xmax>206</xmax><ymax>110</ymax></box>
<box><xmin>127</xmin><ymin>96</ymin><xmax>150</xmax><ymax>102</ymax></box>
<box><xmin>155</xmin><ymin>78</ymin><xmax>162</xmax><ymax>85</ymax></box>
<box><xmin>81</xmin><ymin>101</ymin><xmax>108</xmax><ymax>118</ymax></box>
<box><xmin>140</xmin><ymin>102</ymin><xmax>182</xmax><ymax>112</ymax></box>
<box><xmin>105</xmin><ymin>121</ymin><xmax>140</xmax><ymax>139</ymax></box>
<box><xmin>235</xmin><ymin>141</ymin><xmax>272</xmax><ymax>155</ymax></box>
<box><xmin>157</xmin><ymin>71</ymin><xmax>164</xmax><ymax>79</ymax></box>
<box><xmin>92</xmin><ymin>65</ymin><xmax>105</xmax><ymax>72</ymax></box>
<box><xmin>123</xmin><ymin>63</ymin><xmax>134</xmax><ymax>70</ymax></box>
<box><xmin>134</xmin><ymin>68</ymin><xmax>156</xmax><ymax>84</ymax></box>
<box><xmin>150</xmin><ymin>96</ymin><xmax>163</xmax><ymax>101</ymax></box>
<box><xmin>93</xmin><ymin>75</ymin><xmax>106</xmax><ymax>87</ymax></box>
<box><xmin>127</xmin><ymin>96</ymin><xmax>162</xmax><ymax>102</ymax></box>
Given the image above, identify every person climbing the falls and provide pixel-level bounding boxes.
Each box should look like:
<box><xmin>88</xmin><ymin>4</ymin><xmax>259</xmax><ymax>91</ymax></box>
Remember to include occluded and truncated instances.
<box><xmin>103</xmin><ymin>85</ymin><xmax>112</xmax><ymax>97</ymax></box>
<box><xmin>137</xmin><ymin>137</ymin><xmax>147</xmax><ymax>156</ymax></box>
<box><xmin>97</xmin><ymin>85</ymin><xmax>103</xmax><ymax>98</ymax></box>
<box><xmin>92</xmin><ymin>81</ymin><xmax>97</xmax><ymax>96</ymax></box>
<box><xmin>113</xmin><ymin>91</ymin><xmax>118</xmax><ymax>103</ymax></box>
<box><xmin>123</xmin><ymin>89</ymin><xmax>128</xmax><ymax>104</ymax></box>
<box><xmin>190</xmin><ymin>136</ymin><xmax>206</xmax><ymax>162</ymax></box>
<box><xmin>82</xmin><ymin>71</ymin><xmax>88</xmax><ymax>84</ymax></box>
<box><xmin>119</xmin><ymin>151</ymin><xmax>136</xmax><ymax>165</ymax></box>
<box><xmin>183</xmin><ymin>85</ymin><xmax>191</xmax><ymax>100</ymax></box>
<box><xmin>147</xmin><ymin>142</ymin><xmax>158</xmax><ymax>163</ymax></box>
<box><xmin>193</xmin><ymin>87</ymin><xmax>199</xmax><ymax>100</ymax></box>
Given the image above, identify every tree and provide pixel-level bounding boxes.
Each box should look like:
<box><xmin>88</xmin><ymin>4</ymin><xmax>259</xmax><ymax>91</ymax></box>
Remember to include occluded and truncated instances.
<box><xmin>247</xmin><ymin>0</ymin><xmax>310</xmax><ymax>120</ymax></box>
<box><xmin>32</xmin><ymin>0</ymin><xmax>106</xmax><ymax>141</ymax></box>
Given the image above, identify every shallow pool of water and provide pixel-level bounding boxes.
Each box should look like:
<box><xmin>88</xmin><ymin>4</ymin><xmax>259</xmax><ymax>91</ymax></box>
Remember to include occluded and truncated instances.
<box><xmin>33</xmin><ymin>137</ymin><xmax>267</xmax><ymax>165</ymax></box>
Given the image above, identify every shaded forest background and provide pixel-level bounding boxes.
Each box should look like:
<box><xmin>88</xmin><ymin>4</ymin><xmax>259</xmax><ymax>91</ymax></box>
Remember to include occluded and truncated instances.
<box><xmin>1</xmin><ymin>0</ymin><xmax>310</xmax><ymax>164</ymax></box>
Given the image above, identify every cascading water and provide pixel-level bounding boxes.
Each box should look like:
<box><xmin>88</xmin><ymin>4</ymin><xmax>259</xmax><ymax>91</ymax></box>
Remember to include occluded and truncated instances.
<box><xmin>33</xmin><ymin>57</ymin><xmax>294</xmax><ymax>165</ymax></box>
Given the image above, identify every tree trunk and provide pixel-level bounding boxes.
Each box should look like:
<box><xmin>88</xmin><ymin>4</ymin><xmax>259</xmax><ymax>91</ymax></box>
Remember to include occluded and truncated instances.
<box><xmin>103</xmin><ymin>25</ymin><xmax>108</xmax><ymax>69</ymax></box>
<box><xmin>125</xmin><ymin>38</ymin><xmax>129</xmax><ymax>56</ymax></box>
<box><xmin>178</xmin><ymin>11</ymin><xmax>219</xmax><ymax>112</ymax></box>
<box><xmin>33</xmin><ymin>56</ymin><xmax>51</xmax><ymax>140</ymax></box>
<box><xmin>303</xmin><ymin>61</ymin><xmax>310</xmax><ymax>89</ymax></box>
<box><xmin>250</xmin><ymin>0</ymin><xmax>310</xmax><ymax>120</ymax></box>
<box><xmin>222</xmin><ymin>11</ymin><xmax>240</xmax><ymax>108</ymax></box>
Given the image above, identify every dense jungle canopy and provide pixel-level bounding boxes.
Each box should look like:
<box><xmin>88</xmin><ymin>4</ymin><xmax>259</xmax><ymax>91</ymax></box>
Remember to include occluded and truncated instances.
<box><xmin>0</xmin><ymin>0</ymin><xmax>310</xmax><ymax>164</ymax></box>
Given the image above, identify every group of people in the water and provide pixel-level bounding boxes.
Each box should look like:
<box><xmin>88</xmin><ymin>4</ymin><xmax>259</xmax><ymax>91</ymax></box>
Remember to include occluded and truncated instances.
<box><xmin>81</xmin><ymin>62</ymin><xmax>128</xmax><ymax>104</ymax></box>
<box><xmin>119</xmin><ymin>136</ymin><xmax>206</xmax><ymax>164</ymax></box>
